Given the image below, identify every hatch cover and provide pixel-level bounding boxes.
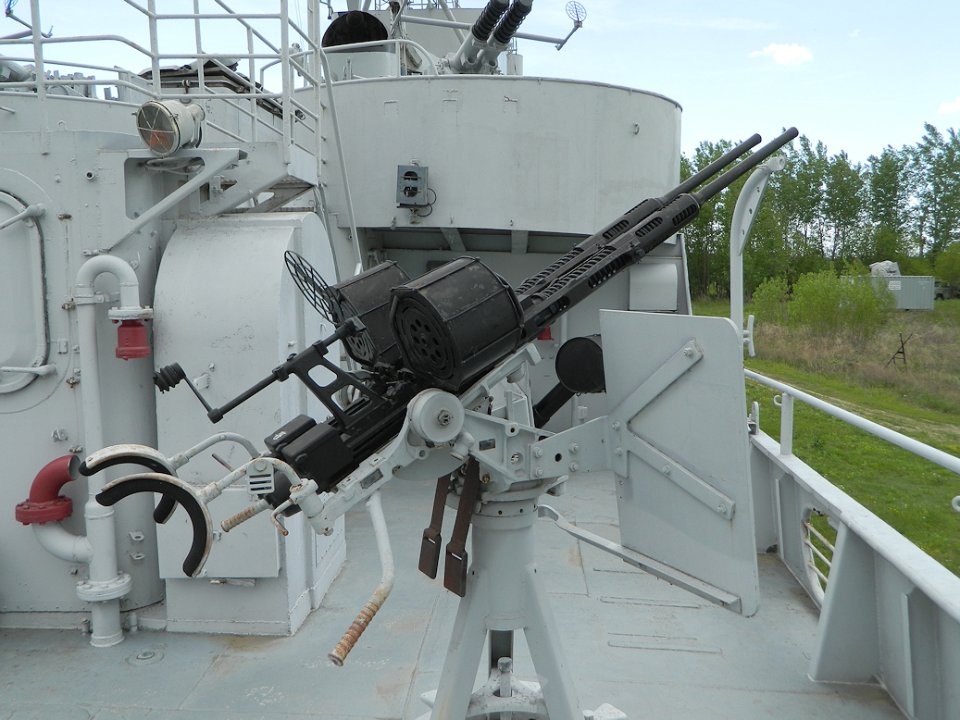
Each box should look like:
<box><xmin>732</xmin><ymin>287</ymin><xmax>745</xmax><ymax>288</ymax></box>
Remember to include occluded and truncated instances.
<box><xmin>0</xmin><ymin>191</ymin><xmax>48</xmax><ymax>394</ymax></box>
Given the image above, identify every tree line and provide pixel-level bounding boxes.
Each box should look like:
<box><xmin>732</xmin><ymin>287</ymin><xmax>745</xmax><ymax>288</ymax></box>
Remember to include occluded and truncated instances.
<box><xmin>681</xmin><ymin>123</ymin><xmax>960</xmax><ymax>298</ymax></box>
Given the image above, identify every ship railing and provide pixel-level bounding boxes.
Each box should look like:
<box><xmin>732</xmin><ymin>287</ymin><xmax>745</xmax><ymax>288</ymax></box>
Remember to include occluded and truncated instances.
<box><xmin>0</xmin><ymin>1</ymin><xmax>331</xmax><ymax>165</ymax></box>
<box><xmin>313</xmin><ymin>39</ymin><xmax>438</xmax><ymax>80</ymax></box>
<box><xmin>368</xmin><ymin>0</ymin><xmax>464</xmax><ymax>8</ymax></box>
<box><xmin>745</xmin><ymin>368</ymin><xmax>960</xmax><ymax>718</ymax></box>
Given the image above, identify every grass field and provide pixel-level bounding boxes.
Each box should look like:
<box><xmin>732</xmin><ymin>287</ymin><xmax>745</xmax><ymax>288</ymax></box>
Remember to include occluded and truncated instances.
<box><xmin>693</xmin><ymin>297</ymin><xmax>960</xmax><ymax>575</ymax></box>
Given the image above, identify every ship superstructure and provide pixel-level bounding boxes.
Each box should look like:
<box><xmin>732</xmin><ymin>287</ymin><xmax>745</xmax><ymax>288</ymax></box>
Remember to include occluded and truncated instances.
<box><xmin>0</xmin><ymin>2</ymin><xmax>958</xmax><ymax>718</ymax></box>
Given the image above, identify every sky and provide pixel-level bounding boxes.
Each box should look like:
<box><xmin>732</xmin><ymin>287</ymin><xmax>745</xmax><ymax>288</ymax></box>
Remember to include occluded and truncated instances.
<box><xmin>5</xmin><ymin>1</ymin><xmax>959</xmax><ymax>165</ymax></box>
<box><xmin>516</xmin><ymin>0</ymin><xmax>960</xmax><ymax>163</ymax></box>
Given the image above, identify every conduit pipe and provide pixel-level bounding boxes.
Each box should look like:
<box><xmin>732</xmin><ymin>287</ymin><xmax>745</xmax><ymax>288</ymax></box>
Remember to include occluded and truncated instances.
<box><xmin>16</xmin><ymin>455</ymin><xmax>94</xmax><ymax>563</ymax></box>
<box><xmin>71</xmin><ymin>255</ymin><xmax>151</xmax><ymax>646</ymax></box>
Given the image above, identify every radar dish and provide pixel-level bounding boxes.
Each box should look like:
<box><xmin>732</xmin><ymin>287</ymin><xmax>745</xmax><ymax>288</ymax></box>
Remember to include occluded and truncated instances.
<box><xmin>565</xmin><ymin>1</ymin><xmax>587</xmax><ymax>23</ymax></box>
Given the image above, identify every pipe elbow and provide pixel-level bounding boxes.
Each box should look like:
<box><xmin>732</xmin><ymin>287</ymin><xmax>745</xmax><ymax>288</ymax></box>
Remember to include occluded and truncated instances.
<box><xmin>33</xmin><ymin>522</ymin><xmax>94</xmax><ymax>564</ymax></box>
<box><xmin>75</xmin><ymin>254</ymin><xmax>144</xmax><ymax>310</ymax></box>
<box><xmin>16</xmin><ymin>455</ymin><xmax>79</xmax><ymax>525</ymax></box>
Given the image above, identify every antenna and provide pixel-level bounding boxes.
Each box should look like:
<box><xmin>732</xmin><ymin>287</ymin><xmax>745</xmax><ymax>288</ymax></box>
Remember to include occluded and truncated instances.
<box><xmin>3</xmin><ymin>0</ymin><xmax>53</xmax><ymax>38</ymax></box>
<box><xmin>556</xmin><ymin>1</ymin><xmax>586</xmax><ymax>49</ymax></box>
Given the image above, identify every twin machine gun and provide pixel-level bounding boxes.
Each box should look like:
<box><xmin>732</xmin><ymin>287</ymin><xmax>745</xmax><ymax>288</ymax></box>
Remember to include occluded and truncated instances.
<box><xmin>82</xmin><ymin>128</ymin><xmax>798</xmax><ymax>719</ymax></box>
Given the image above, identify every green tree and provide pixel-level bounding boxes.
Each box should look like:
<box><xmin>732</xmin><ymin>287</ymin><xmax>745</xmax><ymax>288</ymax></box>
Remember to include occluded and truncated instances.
<box><xmin>682</xmin><ymin>140</ymin><xmax>737</xmax><ymax>297</ymax></box>
<box><xmin>935</xmin><ymin>242</ymin><xmax>960</xmax><ymax>286</ymax></box>
<box><xmin>823</xmin><ymin>151</ymin><xmax>866</xmax><ymax>261</ymax></box>
<box><xmin>776</xmin><ymin>135</ymin><xmax>828</xmax><ymax>257</ymax></box>
<box><xmin>914</xmin><ymin>124</ymin><xmax>960</xmax><ymax>257</ymax></box>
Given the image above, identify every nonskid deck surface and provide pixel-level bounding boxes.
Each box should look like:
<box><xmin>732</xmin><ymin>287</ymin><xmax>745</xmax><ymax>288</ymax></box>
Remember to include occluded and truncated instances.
<box><xmin>0</xmin><ymin>472</ymin><xmax>900</xmax><ymax>720</ymax></box>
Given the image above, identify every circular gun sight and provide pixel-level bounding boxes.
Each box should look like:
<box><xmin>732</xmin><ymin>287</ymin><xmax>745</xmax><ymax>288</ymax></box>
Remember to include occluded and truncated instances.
<box><xmin>284</xmin><ymin>252</ymin><xmax>409</xmax><ymax>368</ymax></box>
<box><xmin>566</xmin><ymin>2</ymin><xmax>587</xmax><ymax>23</ymax></box>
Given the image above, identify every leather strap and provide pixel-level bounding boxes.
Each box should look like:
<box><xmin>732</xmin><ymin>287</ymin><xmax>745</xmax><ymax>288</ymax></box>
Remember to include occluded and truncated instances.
<box><xmin>443</xmin><ymin>458</ymin><xmax>482</xmax><ymax>597</ymax></box>
<box><xmin>418</xmin><ymin>473</ymin><xmax>453</xmax><ymax>579</ymax></box>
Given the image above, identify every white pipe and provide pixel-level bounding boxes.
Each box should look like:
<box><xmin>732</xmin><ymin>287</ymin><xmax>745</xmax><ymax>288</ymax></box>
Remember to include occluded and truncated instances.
<box><xmin>33</xmin><ymin>523</ymin><xmax>94</xmax><ymax>564</ymax></box>
<box><xmin>72</xmin><ymin>254</ymin><xmax>149</xmax><ymax>647</ymax></box>
<box><xmin>729</xmin><ymin>157</ymin><xmax>784</xmax><ymax>355</ymax></box>
<box><xmin>168</xmin><ymin>432</ymin><xmax>260</xmax><ymax>470</ymax></box>
<box><xmin>368</xmin><ymin>491</ymin><xmax>395</xmax><ymax>595</ymax></box>
<box><xmin>315</xmin><ymin>48</ymin><xmax>361</xmax><ymax>267</ymax></box>
<box><xmin>75</xmin><ymin>254</ymin><xmax>143</xmax><ymax>311</ymax></box>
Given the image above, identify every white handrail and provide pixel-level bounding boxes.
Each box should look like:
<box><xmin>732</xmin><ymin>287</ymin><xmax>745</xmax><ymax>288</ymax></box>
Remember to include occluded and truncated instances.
<box><xmin>746</xmin><ymin>369</ymin><xmax>960</xmax><ymax>476</ymax></box>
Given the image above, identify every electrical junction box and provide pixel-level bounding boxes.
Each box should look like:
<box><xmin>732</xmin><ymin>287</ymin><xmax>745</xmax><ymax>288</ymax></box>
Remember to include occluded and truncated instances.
<box><xmin>397</xmin><ymin>164</ymin><xmax>429</xmax><ymax>207</ymax></box>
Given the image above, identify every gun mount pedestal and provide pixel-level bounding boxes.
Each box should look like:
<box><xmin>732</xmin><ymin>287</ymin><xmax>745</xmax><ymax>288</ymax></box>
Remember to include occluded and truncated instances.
<box><xmin>418</xmin><ymin>494</ymin><xmax>626</xmax><ymax>720</ymax></box>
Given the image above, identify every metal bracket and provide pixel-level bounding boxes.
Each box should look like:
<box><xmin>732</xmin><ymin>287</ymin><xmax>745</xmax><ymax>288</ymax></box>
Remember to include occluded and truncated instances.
<box><xmin>609</xmin><ymin>338</ymin><xmax>702</xmax><ymax>421</ymax></box>
<box><xmin>289</xmin><ymin>389</ymin><xmax>466</xmax><ymax>535</ymax></box>
<box><xmin>101</xmin><ymin>148</ymin><xmax>241</xmax><ymax>251</ymax></box>
<box><xmin>538</xmin><ymin>504</ymin><xmax>740</xmax><ymax>611</ymax></box>
<box><xmin>619</xmin><ymin>432</ymin><xmax>735</xmax><ymax>520</ymax></box>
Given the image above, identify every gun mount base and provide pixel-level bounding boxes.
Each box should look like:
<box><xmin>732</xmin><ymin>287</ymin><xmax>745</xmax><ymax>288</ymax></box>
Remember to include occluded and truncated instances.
<box><xmin>416</xmin><ymin>497</ymin><xmax>627</xmax><ymax>720</ymax></box>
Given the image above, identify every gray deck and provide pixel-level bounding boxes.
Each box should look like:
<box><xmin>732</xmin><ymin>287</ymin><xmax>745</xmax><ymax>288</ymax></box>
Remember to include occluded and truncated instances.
<box><xmin>0</xmin><ymin>472</ymin><xmax>901</xmax><ymax>719</ymax></box>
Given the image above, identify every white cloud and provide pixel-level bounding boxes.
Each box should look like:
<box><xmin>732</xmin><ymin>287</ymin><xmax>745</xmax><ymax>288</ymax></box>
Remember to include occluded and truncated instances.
<box><xmin>749</xmin><ymin>43</ymin><xmax>813</xmax><ymax>67</ymax></box>
<box><xmin>938</xmin><ymin>97</ymin><xmax>960</xmax><ymax>115</ymax></box>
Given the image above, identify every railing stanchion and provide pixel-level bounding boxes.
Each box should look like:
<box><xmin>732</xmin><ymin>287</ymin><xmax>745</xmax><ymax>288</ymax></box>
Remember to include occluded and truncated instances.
<box><xmin>779</xmin><ymin>393</ymin><xmax>794</xmax><ymax>456</ymax></box>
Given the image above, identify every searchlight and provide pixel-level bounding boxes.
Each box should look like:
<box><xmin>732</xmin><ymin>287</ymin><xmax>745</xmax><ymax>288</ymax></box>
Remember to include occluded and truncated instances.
<box><xmin>135</xmin><ymin>99</ymin><xmax>205</xmax><ymax>157</ymax></box>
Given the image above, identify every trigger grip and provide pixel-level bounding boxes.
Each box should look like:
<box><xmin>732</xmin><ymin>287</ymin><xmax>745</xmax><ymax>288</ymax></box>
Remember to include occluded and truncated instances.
<box><xmin>96</xmin><ymin>472</ymin><xmax>213</xmax><ymax>578</ymax></box>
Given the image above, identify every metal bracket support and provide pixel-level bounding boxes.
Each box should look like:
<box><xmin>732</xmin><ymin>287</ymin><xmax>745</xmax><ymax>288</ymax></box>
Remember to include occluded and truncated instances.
<box><xmin>618</xmin><ymin>432</ymin><xmax>735</xmax><ymax>520</ymax></box>
<box><xmin>101</xmin><ymin>148</ymin><xmax>241</xmax><ymax>251</ymax></box>
<box><xmin>608</xmin><ymin>338</ymin><xmax>702</xmax><ymax>421</ymax></box>
<box><xmin>538</xmin><ymin>504</ymin><xmax>740</xmax><ymax>611</ymax></box>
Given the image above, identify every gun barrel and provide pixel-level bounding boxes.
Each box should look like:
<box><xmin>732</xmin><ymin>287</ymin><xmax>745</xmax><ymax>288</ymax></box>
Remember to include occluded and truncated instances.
<box><xmin>694</xmin><ymin>127</ymin><xmax>798</xmax><ymax>203</ymax></box>
<box><xmin>518</xmin><ymin>128</ymin><xmax>799</xmax><ymax>337</ymax></box>
<box><xmin>471</xmin><ymin>0</ymin><xmax>509</xmax><ymax>41</ymax></box>
<box><xmin>677</xmin><ymin>133</ymin><xmax>762</xmax><ymax>196</ymax></box>
<box><xmin>516</xmin><ymin>132</ymin><xmax>763</xmax><ymax>302</ymax></box>
<box><xmin>449</xmin><ymin>0</ymin><xmax>510</xmax><ymax>72</ymax></box>
<box><xmin>491</xmin><ymin>0</ymin><xmax>533</xmax><ymax>46</ymax></box>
